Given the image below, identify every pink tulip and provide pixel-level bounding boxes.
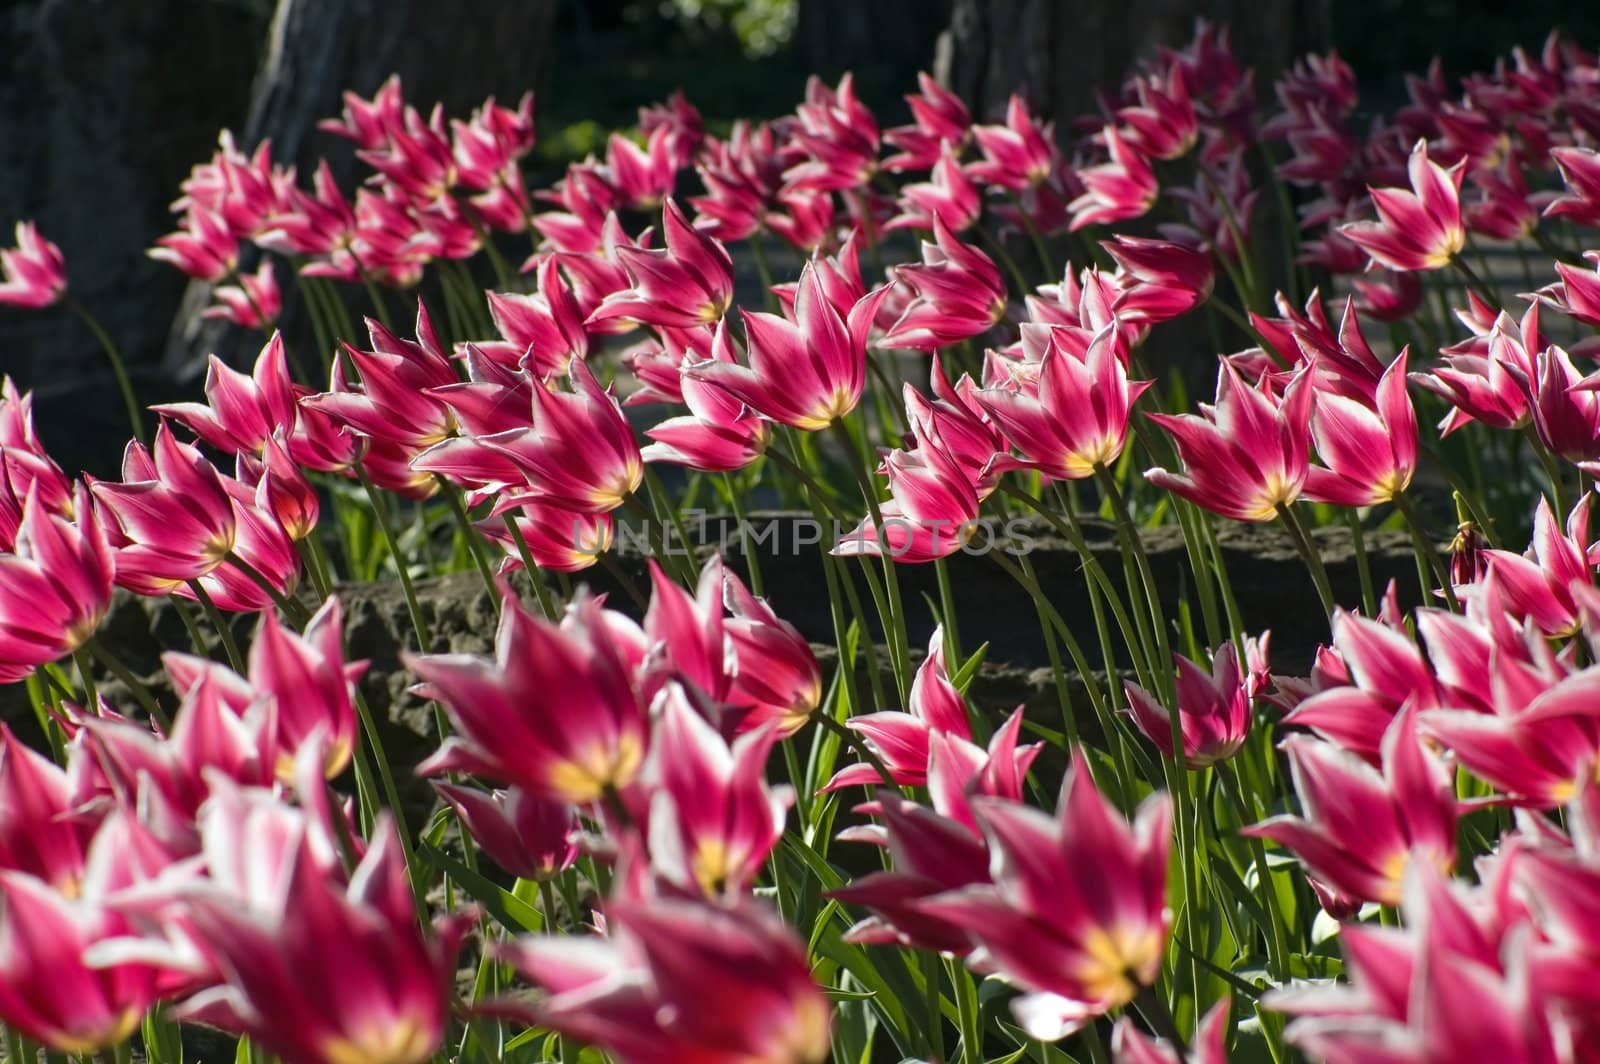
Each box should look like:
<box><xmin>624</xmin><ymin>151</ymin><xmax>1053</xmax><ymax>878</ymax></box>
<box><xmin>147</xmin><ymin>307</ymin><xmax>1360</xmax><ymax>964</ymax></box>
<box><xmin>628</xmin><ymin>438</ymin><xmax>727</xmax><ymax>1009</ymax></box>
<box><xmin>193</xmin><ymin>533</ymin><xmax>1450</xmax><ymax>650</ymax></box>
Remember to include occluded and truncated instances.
<box><xmin>1339</xmin><ymin>140</ymin><xmax>1465</xmax><ymax>271</ymax></box>
<box><xmin>1283</xmin><ymin>608</ymin><xmax>1442</xmax><ymax>761</ymax></box>
<box><xmin>1303</xmin><ymin>350</ymin><xmax>1419</xmax><ymax>506</ymax></box>
<box><xmin>1481</xmin><ymin>495</ymin><xmax>1598</xmax><ymax>638</ymax></box>
<box><xmin>1526</xmin><ymin>345</ymin><xmax>1600</xmax><ymax>462</ymax></box>
<box><xmin>173</xmin><ymin>808</ymin><xmax>469</xmax><ymax>1064</ymax></box>
<box><xmin>722</xmin><ymin>570</ymin><xmax>824</xmax><ymax>736</ymax></box>
<box><xmin>979</xmin><ymin>326</ymin><xmax>1151</xmax><ymax>482</ymax></box>
<box><xmin>1464</xmin><ymin>164</ymin><xmax>1537</xmax><ymax>240</ymax></box>
<box><xmin>1118</xmin><ymin>65</ymin><xmax>1199</xmax><ymax>160</ymax></box>
<box><xmin>419</xmin><ymin>359</ymin><xmax>642</xmax><ymax>513</ymax></box>
<box><xmin>883</xmin><ymin>217</ymin><xmax>1008</xmax><ymax>351</ymax></box>
<box><xmin>1069</xmin><ymin>126</ymin><xmax>1159</xmax><ymax>231</ymax></box>
<box><xmin>0</xmin><ymin>379</ymin><xmax>73</xmax><ymax>529</ymax></box>
<box><xmin>602</xmin><ymin>127</ymin><xmax>679</xmax><ymax>212</ymax></box>
<box><xmin>167</xmin><ymin>597</ymin><xmax>364</xmax><ymax>780</ymax></box>
<box><xmin>1166</xmin><ymin>150</ymin><xmax>1258</xmax><ymax>261</ymax></box>
<box><xmin>257</xmin><ymin>160</ymin><xmax>356</xmax><ymax>259</ymax></box>
<box><xmin>0</xmin><ymin>486</ymin><xmax>114</xmax><ymax>683</ymax></box>
<box><xmin>785</xmin><ymin>73</ymin><xmax>880</xmax><ymax>193</ymax></box>
<box><xmin>410</xmin><ymin>589</ymin><xmax>649</xmax><ymax>804</ymax></box>
<box><xmin>1145</xmin><ymin>362</ymin><xmax>1314</xmax><ymax>521</ymax></box>
<box><xmin>883</xmin><ymin>72</ymin><xmax>971</xmax><ymax>173</ymax></box>
<box><xmin>359</xmin><ymin>103</ymin><xmax>458</xmax><ymax>205</ymax></box>
<box><xmin>830</xmin><ymin>791</ymin><xmax>992</xmax><ymax>955</ymax></box>
<box><xmin>1271</xmin><ymin>867</ymin><xmax>1557</xmax><ymax>1064</ymax></box>
<box><xmin>924</xmin><ymin>708</ymin><xmax>1044</xmax><ymax>834</ymax></box>
<box><xmin>1546</xmin><ymin>146</ymin><xmax>1600</xmax><ymax>228</ymax></box>
<box><xmin>500</xmin><ymin>895</ymin><xmax>830</xmax><ymax>1064</ymax></box>
<box><xmin>641</xmin><ymin>556</ymin><xmax>735</xmax><ymax>705</ymax></box>
<box><xmin>201</xmin><ymin>259</ymin><xmax>281</xmax><ymax>329</ymax></box>
<box><xmin>1245</xmin><ymin>709</ymin><xmax>1456</xmax><ymax>907</ymax></box>
<box><xmin>481</xmin><ymin>257</ymin><xmax>590</xmax><ymax>374</ymax></box>
<box><xmin>644</xmin><ymin>684</ymin><xmax>791</xmax><ymax>898</ymax></box>
<box><xmin>0</xmin><ymin>222</ymin><xmax>67</xmax><ymax>308</ymax></box>
<box><xmin>432</xmin><ymin>782</ymin><xmax>578</xmax><ymax>881</ymax></box>
<box><xmin>1125</xmin><ymin>642</ymin><xmax>1254</xmax><ymax>767</ymax></box>
<box><xmin>0</xmin><ymin>867</ymin><xmax>160</xmax><ymax>1053</ymax></box>
<box><xmin>903</xmin><ymin>363</ymin><xmax>1007</xmax><ymax>499</ymax></box>
<box><xmin>450</xmin><ymin>93</ymin><xmax>537</xmax><ymax>187</ymax></box>
<box><xmin>90</xmin><ymin>424</ymin><xmax>237</xmax><ymax>595</ymax></box>
<box><xmin>301</xmin><ymin>304</ymin><xmax>459</xmax><ymax>497</ymax></box>
<box><xmin>691</xmin><ymin>122</ymin><xmax>784</xmax><ymax>241</ymax></box>
<box><xmin>1103</xmin><ymin>235</ymin><xmax>1215</xmax><ymax>325</ymax></box>
<box><xmin>1420</xmin><ymin>666</ymin><xmax>1600</xmax><ymax>809</ymax></box>
<box><xmin>918</xmin><ymin>750</ymin><xmax>1172</xmax><ymax>1041</ymax></box>
<box><xmin>684</xmin><ymin>261</ymin><xmax>888</xmax><ymax>430</ymax></box>
<box><xmin>148</xmin><ymin>208</ymin><xmax>239</xmax><ymax>282</ymax></box>
<box><xmin>78</xmin><ymin>671</ymin><xmax>276</xmax><ymax>842</ymax></box>
<box><xmin>1538</xmin><ymin>253</ymin><xmax>1600</xmax><ymax>328</ymax></box>
<box><xmin>319</xmin><ymin>75</ymin><xmax>405</xmax><ymax>149</ymax></box>
<box><xmin>0</xmin><ymin>724</ymin><xmax>97</xmax><ymax>893</ymax></box>
<box><xmin>887</xmin><ymin>144</ymin><xmax>981</xmax><ymax>232</ymax></box>
<box><xmin>588</xmin><ymin>198</ymin><xmax>734</xmax><ymax>331</ymax></box>
<box><xmin>824</xmin><ymin>626</ymin><xmax>971</xmax><ymax>791</ymax></box>
<box><xmin>193</xmin><ymin>477</ymin><xmax>300</xmax><ymax>613</ymax></box>
<box><xmin>1412</xmin><ymin>308</ymin><xmax>1536</xmax><ymax>434</ymax></box>
<box><xmin>1350</xmin><ymin>269</ymin><xmax>1423</xmax><ymax>321</ymax></box>
<box><xmin>480</xmin><ymin>496</ymin><xmax>614</xmax><ymax>574</ymax></box>
<box><xmin>639</xmin><ymin>90</ymin><xmax>703</xmax><ymax>170</ymax></box>
<box><xmin>969</xmin><ymin>95</ymin><xmax>1058</xmax><ymax>191</ymax></box>
<box><xmin>766</xmin><ymin>187</ymin><xmax>838</xmax><ymax>253</ymax></box>
<box><xmin>642</xmin><ymin>326</ymin><xmax>772</xmax><ymax>473</ymax></box>
<box><xmin>152</xmin><ymin>333</ymin><xmax>299</xmax><ymax>459</ymax></box>
<box><xmin>834</xmin><ymin>440</ymin><xmax>982</xmax><ymax>563</ymax></box>
<box><xmin>236</xmin><ymin>434</ymin><xmax>319</xmax><ymax>542</ymax></box>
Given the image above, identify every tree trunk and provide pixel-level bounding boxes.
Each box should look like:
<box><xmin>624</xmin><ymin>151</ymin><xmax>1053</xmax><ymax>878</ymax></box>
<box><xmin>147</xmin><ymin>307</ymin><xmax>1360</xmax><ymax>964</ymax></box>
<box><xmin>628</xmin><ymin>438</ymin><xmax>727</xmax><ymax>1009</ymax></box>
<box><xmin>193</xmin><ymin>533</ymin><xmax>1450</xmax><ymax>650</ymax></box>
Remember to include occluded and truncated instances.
<box><xmin>164</xmin><ymin>0</ymin><xmax>562</xmax><ymax>377</ymax></box>
<box><xmin>937</xmin><ymin>0</ymin><xmax>1331</xmax><ymax>125</ymax></box>
<box><xmin>0</xmin><ymin>0</ymin><xmax>267</xmax><ymax>473</ymax></box>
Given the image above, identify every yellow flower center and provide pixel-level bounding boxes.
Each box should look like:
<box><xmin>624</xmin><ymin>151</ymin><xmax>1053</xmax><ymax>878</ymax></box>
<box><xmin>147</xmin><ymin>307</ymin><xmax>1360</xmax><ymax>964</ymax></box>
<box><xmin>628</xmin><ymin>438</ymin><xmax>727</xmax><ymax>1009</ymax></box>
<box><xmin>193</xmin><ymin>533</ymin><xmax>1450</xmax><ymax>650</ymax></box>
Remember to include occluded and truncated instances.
<box><xmin>321</xmin><ymin>1016</ymin><xmax>435</xmax><ymax>1064</ymax></box>
<box><xmin>545</xmin><ymin>733</ymin><xmax>645</xmax><ymax>804</ymax></box>
<box><xmin>1073</xmin><ymin>924</ymin><xmax>1165</xmax><ymax>1007</ymax></box>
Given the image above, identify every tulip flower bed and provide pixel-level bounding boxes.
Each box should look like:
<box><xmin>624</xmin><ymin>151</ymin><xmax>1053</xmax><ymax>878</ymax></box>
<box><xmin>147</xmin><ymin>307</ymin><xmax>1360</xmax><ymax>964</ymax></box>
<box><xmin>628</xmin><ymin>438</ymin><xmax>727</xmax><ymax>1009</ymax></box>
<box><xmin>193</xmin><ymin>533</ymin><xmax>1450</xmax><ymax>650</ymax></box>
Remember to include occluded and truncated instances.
<box><xmin>8</xmin><ymin>19</ymin><xmax>1600</xmax><ymax>1064</ymax></box>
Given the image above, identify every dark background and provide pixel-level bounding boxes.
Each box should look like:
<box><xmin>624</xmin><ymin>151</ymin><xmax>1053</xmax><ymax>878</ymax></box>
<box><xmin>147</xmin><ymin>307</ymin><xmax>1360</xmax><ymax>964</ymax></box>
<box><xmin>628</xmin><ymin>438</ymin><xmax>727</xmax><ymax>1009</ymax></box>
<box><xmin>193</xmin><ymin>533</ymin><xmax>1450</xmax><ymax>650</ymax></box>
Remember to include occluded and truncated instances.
<box><xmin>1</xmin><ymin>0</ymin><xmax>1596</xmax><ymax>475</ymax></box>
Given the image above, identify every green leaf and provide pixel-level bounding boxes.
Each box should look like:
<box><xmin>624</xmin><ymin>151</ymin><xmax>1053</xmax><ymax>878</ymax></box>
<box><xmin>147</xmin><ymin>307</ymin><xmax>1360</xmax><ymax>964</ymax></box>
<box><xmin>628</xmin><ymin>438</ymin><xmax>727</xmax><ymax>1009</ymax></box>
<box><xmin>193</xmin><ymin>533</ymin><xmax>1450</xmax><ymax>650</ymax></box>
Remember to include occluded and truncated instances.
<box><xmin>142</xmin><ymin>1007</ymin><xmax>184</xmax><ymax>1064</ymax></box>
<box><xmin>419</xmin><ymin>841</ymin><xmax>544</xmax><ymax>933</ymax></box>
<box><xmin>950</xmin><ymin>642</ymin><xmax>990</xmax><ymax>692</ymax></box>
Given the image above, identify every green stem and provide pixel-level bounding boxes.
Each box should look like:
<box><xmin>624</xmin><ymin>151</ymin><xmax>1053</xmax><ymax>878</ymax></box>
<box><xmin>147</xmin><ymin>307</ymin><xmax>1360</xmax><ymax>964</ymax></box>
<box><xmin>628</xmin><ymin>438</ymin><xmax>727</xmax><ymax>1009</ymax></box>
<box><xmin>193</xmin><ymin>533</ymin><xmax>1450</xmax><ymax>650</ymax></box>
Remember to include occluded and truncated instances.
<box><xmin>720</xmin><ymin>471</ymin><xmax>763</xmax><ymax>597</ymax></box>
<box><xmin>439</xmin><ymin>480</ymin><xmax>500</xmax><ymax>605</ymax></box>
<box><xmin>224</xmin><ymin>552</ymin><xmax>310</xmax><ymax>625</ymax></box>
<box><xmin>187</xmin><ymin>579</ymin><xmax>244</xmax><ymax>672</ymax></box>
<box><xmin>1094</xmin><ymin>465</ymin><xmax>1174</xmax><ymax>703</ymax></box>
<box><xmin>84</xmin><ymin>639</ymin><xmax>168</xmax><ymax>729</ymax></box>
<box><xmin>1133</xmin><ymin>984</ymin><xmax>1187</xmax><ymax>1056</ymax></box>
<box><xmin>1344</xmin><ymin>508</ymin><xmax>1377</xmax><ymax>617</ymax></box>
<box><xmin>1274</xmin><ymin>503</ymin><xmax>1336</xmax><ymax>619</ymax></box>
<box><xmin>71</xmin><ymin>647</ymin><xmax>96</xmax><ymax>708</ymax></box>
<box><xmin>296</xmin><ymin>536</ymin><xmax>334</xmax><ymax>600</ymax></box>
<box><xmin>1217</xmin><ymin>760</ymin><xmax>1288</xmax><ymax>981</ymax></box>
<box><xmin>501</xmin><ymin>513</ymin><xmax>559</xmax><ymax>621</ymax></box>
<box><xmin>66</xmin><ymin>297</ymin><xmax>144</xmax><ymax>444</ymax></box>
<box><xmin>1448</xmin><ymin>253</ymin><xmax>1498</xmax><ymax>308</ymax></box>
<box><xmin>1393</xmin><ymin>493</ymin><xmax>1459</xmax><ymax>612</ymax></box>
<box><xmin>831</xmin><ymin>419</ymin><xmax>912</xmax><ymax>704</ymax></box>
<box><xmin>352</xmin><ymin>684</ymin><xmax>429</xmax><ymax>917</ymax></box>
<box><xmin>356</xmin><ymin>465</ymin><xmax>433</xmax><ymax>651</ymax></box>
<box><xmin>357</xmin><ymin>266</ymin><xmax>394</xmax><ymax>330</ymax></box>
